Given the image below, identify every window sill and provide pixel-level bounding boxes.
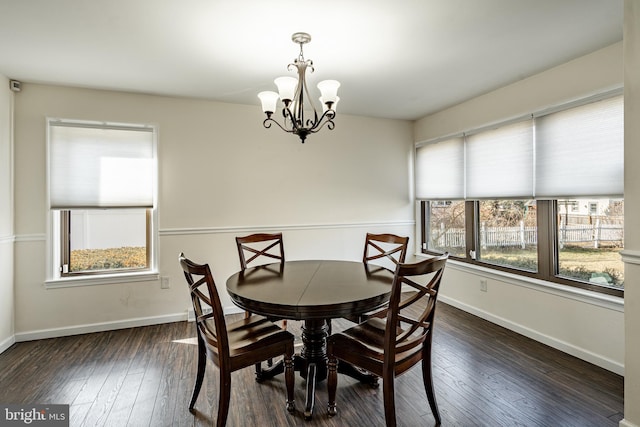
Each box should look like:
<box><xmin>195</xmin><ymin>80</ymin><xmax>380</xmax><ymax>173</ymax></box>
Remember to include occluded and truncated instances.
<box><xmin>45</xmin><ymin>271</ymin><xmax>160</xmax><ymax>289</ymax></box>
<box><xmin>412</xmin><ymin>253</ymin><xmax>623</xmax><ymax>312</ymax></box>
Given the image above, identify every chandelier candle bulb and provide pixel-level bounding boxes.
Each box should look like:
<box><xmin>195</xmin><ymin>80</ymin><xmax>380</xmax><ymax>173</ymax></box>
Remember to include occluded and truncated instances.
<box><xmin>317</xmin><ymin>80</ymin><xmax>340</xmax><ymax>103</ymax></box>
<box><xmin>258</xmin><ymin>32</ymin><xmax>340</xmax><ymax>143</ymax></box>
<box><xmin>274</xmin><ymin>76</ymin><xmax>298</xmax><ymax>103</ymax></box>
<box><xmin>258</xmin><ymin>91</ymin><xmax>279</xmax><ymax>115</ymax></box>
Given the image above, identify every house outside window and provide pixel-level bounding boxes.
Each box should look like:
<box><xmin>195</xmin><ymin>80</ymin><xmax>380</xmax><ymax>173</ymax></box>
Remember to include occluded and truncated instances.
<box><xmin>47</xmin><ymin>119</ymin><xmax>158</xmax><ymax>284</ymax></box>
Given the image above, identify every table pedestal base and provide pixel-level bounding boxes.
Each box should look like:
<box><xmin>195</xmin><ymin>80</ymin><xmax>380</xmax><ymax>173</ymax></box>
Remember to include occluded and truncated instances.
<box><xmin>255</xmin><ymin>318</ymin><xmax>378</xmax><ymax>420</ymax></box>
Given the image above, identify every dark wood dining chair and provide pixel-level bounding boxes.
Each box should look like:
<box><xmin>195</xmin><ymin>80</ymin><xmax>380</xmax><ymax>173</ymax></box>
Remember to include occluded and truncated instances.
<box><xmin>327</xmin><ymin>253</ymin><xmax>449</xmax><ymax>427</ymax></box>
<box><xmin>341</xmin><ymin>233</ymin><xmax>410</xmax><ymax>325</ymax></box>
<box><xmin>236</xmin><ymin>232</ymin><xmax>285</xmax><ymax>271</ymax></box>
<box><xmin>363</xmin><ymin>232</ymin><xmax>409</xmax><ymax>269</ymax></box>
<box><xmin>179</xmin><ymin>253</ymin><xmax>295</xmax><ymax>427</ymax></box>
<box><xmin>236</xmin><ymin>232</ymin><xmax>288</xmax><ymax>374</ymax></box>
<box><xmin>236</xmin><ymin>232</ymin><xmax>288</xmax><ymax>320</ymax></box>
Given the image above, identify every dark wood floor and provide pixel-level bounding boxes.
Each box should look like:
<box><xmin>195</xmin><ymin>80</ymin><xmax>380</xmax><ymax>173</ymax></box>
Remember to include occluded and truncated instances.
<box><xmin>0</xmin><ymin>303</ymin><xmax>623</xmax><ymax>427</ymax></box>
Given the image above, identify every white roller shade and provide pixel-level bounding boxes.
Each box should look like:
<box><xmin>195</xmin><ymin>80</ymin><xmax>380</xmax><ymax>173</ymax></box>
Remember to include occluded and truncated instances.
<box><xmin>536</xmin><ymin>95</ymin><xmax>623</xmax><ymax>198</ymax></box>
<box><xmin>49</xmin><ymin>122</ymin><xmax>155</xmax><ymax>209</ymax></box>
<box><xmin>466</xmin><ymin>120</ymin><xmax>533</xmax><ymax>199</ymax></box>
<box><xmin>415</xmin><ymin>137</ymin><xmax>464</xmax><ymax>200</ymax></box>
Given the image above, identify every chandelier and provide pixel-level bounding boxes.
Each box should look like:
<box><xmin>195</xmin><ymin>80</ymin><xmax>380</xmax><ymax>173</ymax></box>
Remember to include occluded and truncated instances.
<box><xmin>258</xmin><ymin>32</ymin><xmax>340</xmax><ymax>143</ymax></box>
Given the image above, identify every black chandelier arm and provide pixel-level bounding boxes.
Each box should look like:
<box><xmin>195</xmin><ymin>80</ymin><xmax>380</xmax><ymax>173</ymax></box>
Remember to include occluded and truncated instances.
<box><xmin>303</xmin><ymin>110</ymin><xmax>321</xmax><ymax>130</ymax></box>
<box><xmin>281</xmin><ymin>105</ymin><xmax>304</xmax><ymax>132</ymax></box>
<box><xmin>262</xmin><ymin>116</ymin><xmax>295</xmax><ymax>133</ymax></box>
<box><xmin>309</xmin><ymin>117</ymin><xmax>336</xmax><ymax>134</ymax></box>
<box><xmin>263</xmin><ymin>110</ymin><xmax>335</xmax><ymax>136</ymax></box>
<box><xmin>305</xmin><ymin>109</ymin><xmax>336</xmax><ymax>133</ymax></box>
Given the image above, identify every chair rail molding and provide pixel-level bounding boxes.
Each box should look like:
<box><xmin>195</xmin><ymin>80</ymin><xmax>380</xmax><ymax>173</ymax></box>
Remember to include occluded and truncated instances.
<box><xmin>621</xmin><ymin>249</ymin><xmax>640</xmax><ymax>265</ymax></box>
<box><xmin>159</xmin><ymin>220</ymin><xmax>415</xmax><ymax>236</ymax></box>
<box><xmin>13</xmin><ymin>233</ymin><xmax>45</xmax><ymax>242</ymax></box>
<box><xmin>0</xmin><ymin>234</ymin><xmax>15</xmax><ymax>244</ymax></box>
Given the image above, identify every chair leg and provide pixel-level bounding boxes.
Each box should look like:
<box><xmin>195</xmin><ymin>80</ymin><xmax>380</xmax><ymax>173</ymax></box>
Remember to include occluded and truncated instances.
<box><xmin>217</xmin><ymin>369</ymin><xmax>232</xmax><ymax>427</ymax></box>
<box><xmin>422</xmin><ymin>348</ymin><xmax>441</xmax><ymax>425</ymax></box>
<box><xmin>327</xmin><ymin>357</ymin><xmax>338</xmax><ymax>416</ymax></box>
<box><xmin>265</xmin><ymin>319</ymin><xmax>288</xmax><ymax>370</ymax></box>
<box><xmin>189</xmin><ymin>334</ymin><xmax>206</xmax><ymax>411</ymax></box>
<box><xmin>382</xmin><ymin>373</ymin><xmax>397</xmax><ymax>427</ymax></box>
<box><xmin>284</xmin><ymin>351</ymin><xmax>295</xmax><ymax>413</ymax></box>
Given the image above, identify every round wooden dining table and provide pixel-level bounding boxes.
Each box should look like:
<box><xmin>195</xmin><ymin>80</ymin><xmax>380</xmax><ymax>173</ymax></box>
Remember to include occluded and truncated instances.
<box><xmin>226</xmin><ymin>259</ymin><xmax>394</xmax><ymax>420</ymax></box>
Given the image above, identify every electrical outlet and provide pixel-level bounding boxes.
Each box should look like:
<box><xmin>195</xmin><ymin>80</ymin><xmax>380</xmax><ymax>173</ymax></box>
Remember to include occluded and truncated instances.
<box><xmin>480</xmin><ymin>279</ymin><xmax>487</xmax><ymax>292</ymax></box>
<box><xmin>161</xmin><ymin>276</ymin><xmax>170</xmax><ymax>289</ymax></box>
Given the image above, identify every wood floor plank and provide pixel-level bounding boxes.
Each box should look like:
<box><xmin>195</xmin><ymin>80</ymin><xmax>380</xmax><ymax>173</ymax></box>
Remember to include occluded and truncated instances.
<box><xmin>80</xmin><ymin>362</ymin><xmax>129</xmax><ymax>426</ymax></box>
<box><xmin>0</xmin><ymin>302</ymin><xmax>623</xmax><ymax>427</ymax></box>
<box><xmin>103</xmin><ymin>372</ymin><xmax>144</xmax><ymax>427</ymax></box>
<box><xmin>147</xmin><ymin>330</ymin><xmax>189</xmax><ymax>426</ymax></box>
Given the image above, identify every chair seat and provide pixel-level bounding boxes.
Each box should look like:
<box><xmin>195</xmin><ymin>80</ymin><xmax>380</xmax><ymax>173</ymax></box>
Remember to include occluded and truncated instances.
<box><xmin>329</xmin><ymin>318</ymin><xmax>421</xmax><ymax>375</ymax></box>
<box><xmin>226</xmin><ymin>315</ymin><xmax>293</xmax><ymax>356</ymax></box>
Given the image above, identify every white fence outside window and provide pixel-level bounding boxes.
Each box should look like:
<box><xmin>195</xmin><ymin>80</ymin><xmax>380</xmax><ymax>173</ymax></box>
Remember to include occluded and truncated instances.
<box><xmin>432</xmin><ymin>220</ymin><xmax>623</xmax><ymax>249</ymax></box>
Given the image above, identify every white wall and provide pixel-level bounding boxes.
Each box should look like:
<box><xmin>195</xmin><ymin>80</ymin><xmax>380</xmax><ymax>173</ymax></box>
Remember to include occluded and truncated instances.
<box><xmin>622</xmin><ymin>2</ymin><xmax>640</xmax><ymax>426</ymax></box>
<box><xmin>12</xmin><ymin>84</ymin><xmax>414</xmax><ymax>337</ymax></box>
<box><xmin>0</xmin><ymin>74</ymin><xmax>15</xmax><ymax>353</ymax></box>
<box><xmin>414</xmin><ymin>42</ymin><xmax>625</xmax><ymax>375</ymax></box>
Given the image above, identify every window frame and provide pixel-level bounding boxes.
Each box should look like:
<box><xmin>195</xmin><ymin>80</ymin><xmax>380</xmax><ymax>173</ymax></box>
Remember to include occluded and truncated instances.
<box><xmin>46</xmin><ymin>118</ymin><xmax>159</xmax><ymax>287</ymax></box>
<box><xmin>59</xmin><ymin>209</ymin><xmax>153</xmax><ymax>277</ymax></box>
<box><xmin>420</xmin><ymin>199</ymin><xmax>623</xmax><ymax>298</ymax></box>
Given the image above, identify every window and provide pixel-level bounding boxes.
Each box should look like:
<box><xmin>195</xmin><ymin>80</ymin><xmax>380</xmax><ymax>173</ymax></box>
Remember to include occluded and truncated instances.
<box><xmin>477</xmin><ymin>200</ymin><xmax>537</xmax><ymax>272</ymax></box>
<box><xmin>60</xmin><ymin>209</ymin><xmax>150</xmax><ymax>275</ymax></box>
<box><xmin>416</xmin><ymin>92</ymin><xmax>623</xmax><ymax>296</ymax></box>
<box><xmin>557</xmin><ymin>198</ymin><xmax>624</xmax><ymax>288</ymax></box>
<box><xmin>48</xmin><ymin>119</ymin><xmax>157</xmax><ymax>281</ymax></box>
<box><xmin>424</xmin><ymin>200</ymin><xmax>466</xmax><ymax>258</ymax></box>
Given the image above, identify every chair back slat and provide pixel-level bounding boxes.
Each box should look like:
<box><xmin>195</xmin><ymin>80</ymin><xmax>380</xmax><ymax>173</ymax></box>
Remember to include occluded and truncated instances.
<box><xmin>363</xmin><ymin>233</ymin><xmax>409</xmax><ymax>271</ymax></box>
<box><xmin>236</xmin><ymin>233</ymin><xmax>285</xmax><ymax>271</ymax></box>
<box><xmin>384</xmin><ymin>253</ymin><xmax>449</xmax><ymax>360</ymax></box>
<box><xmin>179</xmin><ymin>253</ymin><xmax>229</xmax><ymax>357</ymax></box>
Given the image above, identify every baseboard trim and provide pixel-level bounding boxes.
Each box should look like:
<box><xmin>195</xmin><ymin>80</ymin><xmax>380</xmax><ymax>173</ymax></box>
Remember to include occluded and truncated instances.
<box><xmin>14</xmin><ymin>312</ymin><xmax>188</xmax><ymax>342</ymax></box>
<box><xmin>15</xmin><ymin>306</ymin><xmax>247</xmax><ymax>342</ymax></box>
<box><xmin>185</xmin><ymin>305</ymin><xmax>244</xmax><ymax>322</ymax></box>
<box><xmin>439</xmin><ymin>295</ymin><xmax>625</xmax><ymax>376</ymax></box>
<box><xmin>0</xmin><ymin>334</ymin><xmax>16</xmax><ymax>354</ymax></box>
<box><xmin>620</xmin><ymin>419</ymin><xmax>638</xmax><ymax>427</ymax></box>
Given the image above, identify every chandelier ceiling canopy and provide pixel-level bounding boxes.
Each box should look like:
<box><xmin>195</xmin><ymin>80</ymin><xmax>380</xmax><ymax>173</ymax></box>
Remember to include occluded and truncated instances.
<box><xmin>258</xmin><ymin>32</ymin><xmax>340</xmax><ymax>143</ymax></box>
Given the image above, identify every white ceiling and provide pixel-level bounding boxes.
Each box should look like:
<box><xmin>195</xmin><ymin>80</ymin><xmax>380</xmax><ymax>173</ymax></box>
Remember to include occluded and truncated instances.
<box><xmin>0</xmin><ymin>0</ymin><xmax>623</xmax><ymax>120</ymax></box>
